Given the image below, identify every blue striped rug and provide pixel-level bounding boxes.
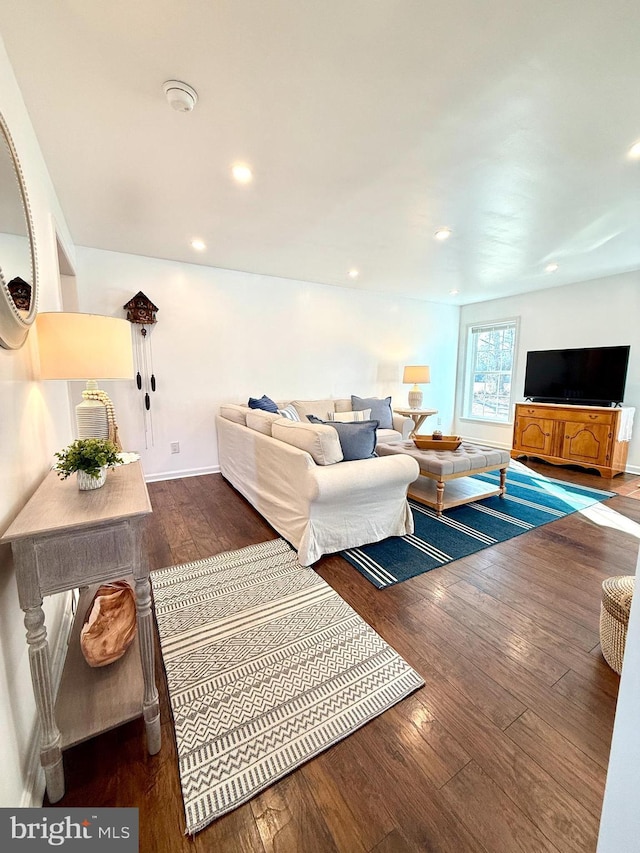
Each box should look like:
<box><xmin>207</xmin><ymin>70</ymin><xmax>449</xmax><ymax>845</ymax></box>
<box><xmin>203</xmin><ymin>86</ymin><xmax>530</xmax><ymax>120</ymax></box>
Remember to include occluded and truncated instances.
<box><xmin>342</xmin><ymin>467</ymin><xmax>615</xmax><ymax>588</ymax></box>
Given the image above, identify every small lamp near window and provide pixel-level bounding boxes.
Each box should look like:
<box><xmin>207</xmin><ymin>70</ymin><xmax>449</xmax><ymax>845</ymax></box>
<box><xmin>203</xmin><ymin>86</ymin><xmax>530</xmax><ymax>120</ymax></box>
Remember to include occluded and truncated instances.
<box><xmin>36</xmin><ymin>312</ymin><xmax>134</xmax><ymax>448</ymax></box>
<box><xmin>403</xmin><ymin>365</ymin><xmax>430</xmax><ymax>409</ymax></box>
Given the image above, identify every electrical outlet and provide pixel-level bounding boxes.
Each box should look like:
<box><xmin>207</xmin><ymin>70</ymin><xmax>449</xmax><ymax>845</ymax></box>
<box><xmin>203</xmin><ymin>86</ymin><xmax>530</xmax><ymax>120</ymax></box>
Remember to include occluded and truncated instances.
<box><xmin>170</xmin><ymin>441</ymin><xmax>180</xmax><ymax>454</ymax></box>
<box><xmin>437</xmin><ymin>417</ymin><xmax>442</xmax><ymax>426</ymax></box>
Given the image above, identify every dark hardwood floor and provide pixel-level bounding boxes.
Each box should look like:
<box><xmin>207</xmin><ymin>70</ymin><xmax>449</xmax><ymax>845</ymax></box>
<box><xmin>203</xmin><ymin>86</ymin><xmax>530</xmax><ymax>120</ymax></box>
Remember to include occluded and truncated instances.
<box><xmin>53</xmin><ymin>461</ymin><xmax>640</xmax><ymax>852</ymax></box>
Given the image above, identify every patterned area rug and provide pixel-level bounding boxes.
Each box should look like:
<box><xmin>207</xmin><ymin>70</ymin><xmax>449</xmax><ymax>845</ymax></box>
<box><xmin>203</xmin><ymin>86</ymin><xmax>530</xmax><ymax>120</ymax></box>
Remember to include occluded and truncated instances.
<box><xmin>343</xmin><ymin>465</ymin><xmax>615</xmax><ymax>588</ymax></box>
<box><xmin>151</xmin><ymin>538</ymin><xmax>424</xmax><ymax>834</ymax></box>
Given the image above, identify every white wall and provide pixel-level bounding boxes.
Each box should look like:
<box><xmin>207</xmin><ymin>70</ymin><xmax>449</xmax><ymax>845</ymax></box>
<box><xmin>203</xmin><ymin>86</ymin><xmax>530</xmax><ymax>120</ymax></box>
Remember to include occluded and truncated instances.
<box><xmin>454</xmin><ymin>272</ymin><xmax>640</xmax><ymax>472</ymax></box>
<box><xmin>0</xmin><ymin>36</ymin><xmax>77</xmax><ymax>806</ymax></box>
<box><xmin>74</xmin><ymin>247</ymin><xmax>460</xmax><ymax>480</ymax></box>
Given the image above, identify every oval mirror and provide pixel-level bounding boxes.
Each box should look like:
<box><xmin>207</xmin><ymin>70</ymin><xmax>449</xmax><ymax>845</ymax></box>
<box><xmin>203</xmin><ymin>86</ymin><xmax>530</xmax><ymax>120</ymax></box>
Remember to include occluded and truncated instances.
<box><xmin>0</xmin><ymin>109</ymin><xmax>37</xmax><ymax>349</ymax></box>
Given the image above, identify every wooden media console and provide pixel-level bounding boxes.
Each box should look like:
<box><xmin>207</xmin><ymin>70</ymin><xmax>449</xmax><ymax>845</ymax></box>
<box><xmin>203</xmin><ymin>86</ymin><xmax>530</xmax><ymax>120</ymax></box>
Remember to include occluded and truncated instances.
<box><xmin>511</xmin><ymin>402</ymin><xmax>630</xmax><ymax>477</ymax></box>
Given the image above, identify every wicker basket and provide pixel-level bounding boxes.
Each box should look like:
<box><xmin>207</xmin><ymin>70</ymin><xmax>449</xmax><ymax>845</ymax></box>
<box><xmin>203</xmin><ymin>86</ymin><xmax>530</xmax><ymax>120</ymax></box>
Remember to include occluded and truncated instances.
<box><xmin>600</xmin><ymin>575</ymin><xmax>635</xmax><ymax>674</ymax></box>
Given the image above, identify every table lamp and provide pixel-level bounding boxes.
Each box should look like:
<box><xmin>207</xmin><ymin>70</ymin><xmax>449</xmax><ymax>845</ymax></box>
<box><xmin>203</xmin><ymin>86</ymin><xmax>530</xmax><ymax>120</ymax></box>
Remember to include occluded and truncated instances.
<box><xmin>403</xmin><ymin>365</ymin><xmax>430</xmax><ymax>409</ymax></box>
<box><xmin>36</xmin><ymin>312</ymin><xmax>134</xmax><ymax>448</ymax></box>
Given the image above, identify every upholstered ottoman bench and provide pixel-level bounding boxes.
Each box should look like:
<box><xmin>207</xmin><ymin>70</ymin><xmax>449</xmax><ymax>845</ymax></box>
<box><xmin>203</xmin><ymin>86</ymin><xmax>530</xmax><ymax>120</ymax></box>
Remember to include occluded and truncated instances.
<box><xmin>376</xmin><ymin>441</ymin><xmax>511</xmax><ymax>515</ymax></box>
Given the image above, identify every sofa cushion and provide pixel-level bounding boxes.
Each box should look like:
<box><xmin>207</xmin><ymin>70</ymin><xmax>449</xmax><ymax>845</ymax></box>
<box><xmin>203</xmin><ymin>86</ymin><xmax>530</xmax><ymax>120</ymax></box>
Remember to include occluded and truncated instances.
<box><xmin>277</xmin><ymin>403</ymin><xmax>301</xmax><ymax>421</ymax></box>
<box><xmin>290</xmin><ymin>399</ymin><xmax>336</xmax><ymax>420</ymax></box>
<box><xmin>219</xmin><ymin>403</ymin><xmax>250</xmax><ymax>425</ymax></box>
<box><xmin>308</xmin><ymin>416</ymin><xmax>380</xmax><ymax>461</ymax></box>
<box><xmin>272</xmin><ymin>419</ymin><xmax>343</xmax><ymax>465</ymax></box>
<box><xmin>351</xmin><ymin>395</ymin><xmax>393</xmax><ymax>430</ymax></box>
<box><xmin>327</xmin><ymin>409</ymin><xmax>371</xmax><ymax>423</ymax></box>
<box><xmin>248</xmin><ymin>394</ymin><xmax>279</xmax><ymax>413</ymax></box>
<box><xmin>334</xmin><ymin>399</ymin><xmax>353</xmax><ymax>413</ymax></box>
<box><xmin>376</xmin><ymin>428</ymin><xmax>404</xmax><ymax>444</ymax></box>
<box><xmin>246</xmin><ymin>409</ymin><xmax>279</xmax><ymax>435</ymax></box>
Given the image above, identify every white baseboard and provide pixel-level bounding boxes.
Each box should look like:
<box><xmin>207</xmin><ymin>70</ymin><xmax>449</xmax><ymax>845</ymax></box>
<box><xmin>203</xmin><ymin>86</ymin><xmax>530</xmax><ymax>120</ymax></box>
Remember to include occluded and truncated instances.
<box><xmin>145</xmin><ymin>464</ymin><xmax>220</xmax><ymax>483</ymax></box>
<box><xmin>21</xmin><ymin>592</ymin><xmax>75</xmax><ymax>807</ymax></box>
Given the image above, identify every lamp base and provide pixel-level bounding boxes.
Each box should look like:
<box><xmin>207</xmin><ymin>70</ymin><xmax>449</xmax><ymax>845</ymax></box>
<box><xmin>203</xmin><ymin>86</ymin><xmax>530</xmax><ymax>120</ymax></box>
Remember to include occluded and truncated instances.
<box><xmin>76</xmin><ymin>399</ymin><xmax>109</xmax><ymax>440</ymax></box>
<box><xmin>408</xmin><ymin>387</ymin><xmax>423</xmax><ymax>409</ymax></box>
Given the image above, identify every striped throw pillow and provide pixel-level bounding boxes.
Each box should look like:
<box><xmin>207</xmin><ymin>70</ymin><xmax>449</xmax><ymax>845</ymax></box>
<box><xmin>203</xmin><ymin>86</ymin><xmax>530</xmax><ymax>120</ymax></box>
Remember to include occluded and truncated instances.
<box><xmin>277</xmin><ymin>404</ymin><xmax>301</xmax><ymax>422</ymax></box>
<box><xmin>328</xmin><ymin>409</ymin><xmax>372</xmax><ymax>423</ymax></box>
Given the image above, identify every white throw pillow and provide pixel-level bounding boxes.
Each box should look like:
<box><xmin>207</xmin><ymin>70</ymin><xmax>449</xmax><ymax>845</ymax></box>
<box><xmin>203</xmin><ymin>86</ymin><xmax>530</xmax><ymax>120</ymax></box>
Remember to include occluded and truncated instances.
<box><xmin>327</xmin><ymin>409</ymin><xmax>372</xmax><ymax>423</ymax></box>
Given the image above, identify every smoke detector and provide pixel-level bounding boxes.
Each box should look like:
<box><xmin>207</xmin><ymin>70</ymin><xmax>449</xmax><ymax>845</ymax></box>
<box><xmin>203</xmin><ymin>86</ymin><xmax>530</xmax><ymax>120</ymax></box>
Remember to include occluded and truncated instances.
<box><xmin>163</xmin><ymin>80</ymin><xmax>198</xmax><ymax>112</ymax></box>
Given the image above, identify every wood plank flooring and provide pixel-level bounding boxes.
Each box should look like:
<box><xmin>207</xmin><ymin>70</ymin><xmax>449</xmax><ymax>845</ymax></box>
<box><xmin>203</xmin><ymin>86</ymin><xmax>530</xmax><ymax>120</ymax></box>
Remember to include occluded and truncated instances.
<box><xmin>51</xmin><ymin>461</ymin><xmax>640</xmax><ymax>852</ymax></box>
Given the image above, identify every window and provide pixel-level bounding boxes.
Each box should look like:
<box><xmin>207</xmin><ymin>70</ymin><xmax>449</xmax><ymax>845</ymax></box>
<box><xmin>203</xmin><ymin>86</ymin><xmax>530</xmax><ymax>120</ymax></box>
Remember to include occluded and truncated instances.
<box><xmin>463</xmin><ymin>319</ymin><xmax>518</xmax><ymax>422</ymax></box>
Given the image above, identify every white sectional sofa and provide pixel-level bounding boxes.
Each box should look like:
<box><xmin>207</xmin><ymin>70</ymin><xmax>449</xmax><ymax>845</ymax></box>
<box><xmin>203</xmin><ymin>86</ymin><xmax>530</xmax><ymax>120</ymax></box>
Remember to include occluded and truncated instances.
<box><xmin>216</xmin><ymin>397</ymin><xmax>420</xmax><ymax>566</ymax></box>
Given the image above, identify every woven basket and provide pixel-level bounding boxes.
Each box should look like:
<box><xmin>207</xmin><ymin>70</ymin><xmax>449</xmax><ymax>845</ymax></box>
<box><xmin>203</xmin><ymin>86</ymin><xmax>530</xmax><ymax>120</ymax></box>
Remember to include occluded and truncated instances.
<box><xmin>600</xmin><ymin>575</ymin><xmax>635</xmax><ymax>674</ymax></box>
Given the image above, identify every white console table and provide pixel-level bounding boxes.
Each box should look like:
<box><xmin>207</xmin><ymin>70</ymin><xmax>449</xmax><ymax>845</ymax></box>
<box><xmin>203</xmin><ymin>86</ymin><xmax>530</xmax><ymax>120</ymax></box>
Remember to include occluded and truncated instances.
<box><xmin>0</xmin><ymin>461</ymin><xmax>161</xmax><ymax>803</ymax></box>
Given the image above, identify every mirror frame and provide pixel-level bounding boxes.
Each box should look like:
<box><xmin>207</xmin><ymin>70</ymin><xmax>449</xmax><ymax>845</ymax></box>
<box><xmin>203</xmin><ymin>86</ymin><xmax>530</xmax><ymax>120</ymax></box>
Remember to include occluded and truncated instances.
<box><xmin>0</xmin><ymin>109</ymin><xmax>38</xmax><ymax>350</ymax></box>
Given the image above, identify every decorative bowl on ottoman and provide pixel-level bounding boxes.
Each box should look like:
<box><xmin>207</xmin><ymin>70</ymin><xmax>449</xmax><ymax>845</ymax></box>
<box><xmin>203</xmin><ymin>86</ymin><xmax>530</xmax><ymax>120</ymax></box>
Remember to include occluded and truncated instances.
<box><xmin>413</xmin><ymin>435</ymin><xmax>462</xmax><ymax>451</ymax></box>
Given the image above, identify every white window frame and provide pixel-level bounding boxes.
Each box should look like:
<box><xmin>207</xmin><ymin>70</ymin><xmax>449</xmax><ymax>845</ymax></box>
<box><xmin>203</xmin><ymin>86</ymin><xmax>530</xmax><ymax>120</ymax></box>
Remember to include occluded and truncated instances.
<box><xmin>461</xmin><ymin>317</ymin><xmax>519</xmax><ymax>423</ymax></box>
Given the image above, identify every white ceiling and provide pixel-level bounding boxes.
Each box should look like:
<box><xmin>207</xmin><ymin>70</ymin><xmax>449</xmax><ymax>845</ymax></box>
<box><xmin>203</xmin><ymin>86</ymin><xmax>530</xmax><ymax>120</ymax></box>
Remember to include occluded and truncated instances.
<box><xmin>1</xmin><ymin>0</ymin><xmax>640</xmax><ymax>305</ymax></box>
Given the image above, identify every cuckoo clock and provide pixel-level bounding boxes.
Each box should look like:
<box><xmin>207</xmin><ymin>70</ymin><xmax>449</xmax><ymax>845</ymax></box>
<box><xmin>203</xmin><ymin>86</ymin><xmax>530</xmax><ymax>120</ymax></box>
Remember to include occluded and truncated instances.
<box><xmin>123</xmin><ymin>291</ymin><xmax>158</xmax><ymax>325</ymax></box>
<box><xmin>123</xmin><ymin>291</ymin><xmax>159</xmax><ymax>448</ymax></box>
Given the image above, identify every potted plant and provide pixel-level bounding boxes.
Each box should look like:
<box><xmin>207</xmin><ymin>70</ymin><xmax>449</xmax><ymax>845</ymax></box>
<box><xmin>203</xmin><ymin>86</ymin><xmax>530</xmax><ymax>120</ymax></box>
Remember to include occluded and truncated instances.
<box><xmin>55</xmin><ymin>438</ymin><xmax>122</xmax><ymax>490</ymax></box>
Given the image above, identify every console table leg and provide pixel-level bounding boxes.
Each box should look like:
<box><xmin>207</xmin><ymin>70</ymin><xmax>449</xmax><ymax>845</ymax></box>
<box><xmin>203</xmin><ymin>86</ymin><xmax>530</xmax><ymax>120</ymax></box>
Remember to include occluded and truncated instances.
<box><xmin>134</xmin><ymin>576</ymin><xmax>161</xmax><ymax>755</ymax></box>
<box><xmin>24</xmin><ymin>605</ymin><xmax>64</xmax><ymax>803</ymax></box>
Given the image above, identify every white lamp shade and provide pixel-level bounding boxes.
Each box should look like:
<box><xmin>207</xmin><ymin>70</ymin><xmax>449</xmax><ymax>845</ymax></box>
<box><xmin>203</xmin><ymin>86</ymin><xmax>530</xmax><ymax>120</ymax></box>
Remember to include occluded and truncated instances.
<box><xmin>403</xmin><ymin>365</ymin><xmax>430</xmax><ymax>385</ymax></box>
<box><xmin>36</xmin><ymin>313</ymin><xmax>134</xmax><ymax>380</ymax></box>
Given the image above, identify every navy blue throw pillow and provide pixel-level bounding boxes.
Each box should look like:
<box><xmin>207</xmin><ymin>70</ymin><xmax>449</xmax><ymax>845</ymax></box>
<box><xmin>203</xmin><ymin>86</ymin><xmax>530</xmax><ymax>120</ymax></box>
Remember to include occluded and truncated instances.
<box><xmin>307</xmin><ymin>415</ymin><xmax>379</xmax><ymax>461</ymax></box>
<box><xmin>351</xmin><ymin>395</ymin><xmax>393</xmax><ymax>430</ymax></box>
<box><xmin>248</xmin><ymin>395</ymin><xmax>278</xmax><ymax>413</ymax></box>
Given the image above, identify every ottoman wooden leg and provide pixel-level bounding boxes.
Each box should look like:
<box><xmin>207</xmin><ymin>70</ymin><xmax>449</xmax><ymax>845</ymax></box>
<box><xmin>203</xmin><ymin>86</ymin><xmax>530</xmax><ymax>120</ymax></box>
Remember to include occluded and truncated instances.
<box><xmin>436</xmin><ymin>479</ymin><xmax>445</xmax><ymax>516</ymax></box>
<box><xmin>499</xmin><ymin>466</ymin><xmax>507</xmax><ymax>498</ymax></box>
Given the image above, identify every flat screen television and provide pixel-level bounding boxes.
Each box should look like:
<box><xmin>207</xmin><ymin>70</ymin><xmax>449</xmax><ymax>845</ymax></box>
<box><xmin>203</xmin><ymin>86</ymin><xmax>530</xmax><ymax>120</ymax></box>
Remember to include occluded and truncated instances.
<box><xmin>523</xmin><ymin>345</ymin><xmax>630</xmax><ymax>406</ymax></box>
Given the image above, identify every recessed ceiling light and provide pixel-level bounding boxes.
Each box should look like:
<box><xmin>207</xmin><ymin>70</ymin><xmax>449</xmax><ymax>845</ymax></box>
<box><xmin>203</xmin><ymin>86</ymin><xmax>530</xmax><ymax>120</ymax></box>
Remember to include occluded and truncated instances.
<box><xmin>232</xmin><ymin>164</ymin><xmax>253</xmax><ymax>183</ymax></box>
<box><xmin>191</xmin><ymin>239</ymin><xmax>206</xmax><ymax>251</ymax></box>
<box><xmin>628</xmin><ymin>140</ymin><xmax>640</xmax><ymax>159</ymax></box>
<box><xmin>449</xmin><ymin>289</ymin><xmax>459</xmax><ymax>295</ymax></box>
<box><xmin>544</xmin><ymin>262</ymin><xmax>559</xmax><ymax>273</ymax></box>
<box><xmin>348</xmin><ymin>269</ymin><xmax>359</xmax><ymax>279</ymax></box>
<box><xmin>434</xmin><ymin>227</ymin><xmax>452</xmax><ymax>241</ymax></box>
